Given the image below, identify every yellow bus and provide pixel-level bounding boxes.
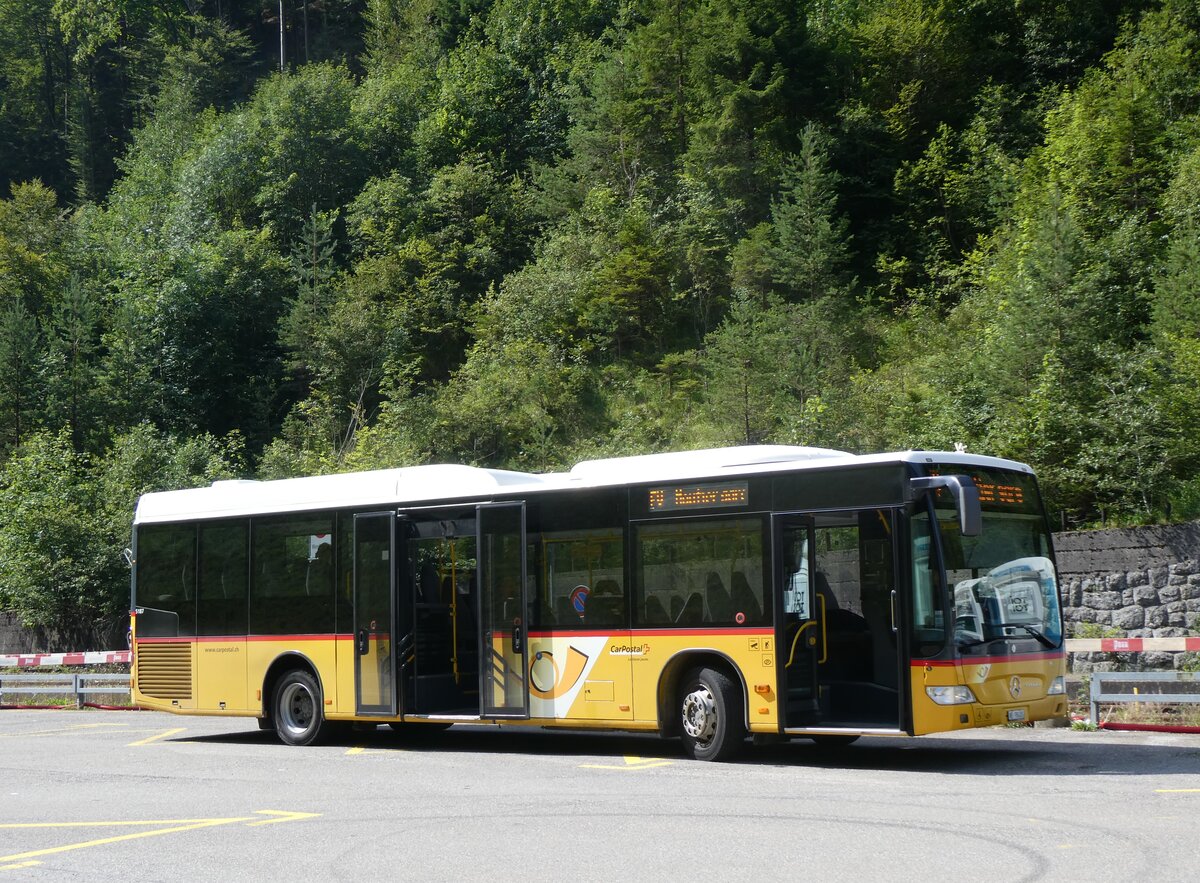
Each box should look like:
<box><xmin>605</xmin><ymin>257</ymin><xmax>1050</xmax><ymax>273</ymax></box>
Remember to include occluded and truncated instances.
<box><xmin>130</xmin><ymin>445</ymin><xmax>1067</xmax><ymax>760</ymax></box>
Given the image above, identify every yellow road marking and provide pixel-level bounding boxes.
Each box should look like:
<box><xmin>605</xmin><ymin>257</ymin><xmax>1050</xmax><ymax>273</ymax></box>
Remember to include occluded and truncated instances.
<box><xmin>127</xmin><ymin>728</ymin><xmax>186</xmax><ymax>746</ymax></box>
<box><xmin>0</xmin><ymin>811</ymin><xmax>320</xmax><ymax>864</ymax></box>
<box><xmin>581</xmin><ymin>755</ymin><xmax>673</xmax><ymax>770</ymax></box>
<box><xmin>245</xmin><ymin>810</ymin><xmax>321</xmax><ymax>827</ymax></box>
<box><xmin>1155</xmin><ymin>789</ymin><xmax>1200</xmax><ymax>793</ymax></box>
<box><xmin>0</xmin><ymin>818</ymin><xmax>242</xmax><ymax>863</ymax></box>
<box><xmin>346</xmin><ymin>746</ymin><xmax>366</xmax><ymax>755</ymax></box>
<box><xmin>0</xmin><ymin>862</ymin><xmax>41</xmax><ymax>871</ymax></box>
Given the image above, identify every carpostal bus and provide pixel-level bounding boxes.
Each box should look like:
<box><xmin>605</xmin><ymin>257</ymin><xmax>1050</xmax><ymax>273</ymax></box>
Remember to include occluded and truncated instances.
<box><xmin>129</xmin><ymin>445</ymin><xmax>1067</xmax><ymax>760</ymax></box>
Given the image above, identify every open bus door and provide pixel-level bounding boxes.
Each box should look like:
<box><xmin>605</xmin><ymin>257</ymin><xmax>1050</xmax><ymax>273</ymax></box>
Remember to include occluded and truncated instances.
<box><xmin>395</xmin><ymin>502</ymin><xmax>530</xmax><ymax>719</ymax></box>
<box><xmin>775</xmin><ymin>509</ymin><xmax>905</xmax><ymax>735</ymax></box>
<box><xmin>477</xmin><ymin>502</ymin><xmax>530</xmax><ymax>718</ymax></box>
<box><xmin>353</xmin><ymin>512</ymin><xmax>398</xmax><ymax>716</ymax></box>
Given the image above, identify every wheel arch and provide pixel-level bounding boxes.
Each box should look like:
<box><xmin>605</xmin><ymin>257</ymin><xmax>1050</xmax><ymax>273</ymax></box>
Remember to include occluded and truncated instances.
<box><xmin>259</xmin><ymin>651</ymin><xmax>325</xmax><ymax>721</ymax></box>
<box><xmin>655</xmin><ymin>649</ymin><xmax>748</xmax><ymax>738</ymax></box>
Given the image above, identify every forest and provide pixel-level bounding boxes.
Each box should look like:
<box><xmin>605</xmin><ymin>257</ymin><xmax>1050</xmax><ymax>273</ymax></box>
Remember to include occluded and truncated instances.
<box><xmin>2</xmin><ymin>0</ymin><xmax>1200</xmax><ymax>642</ymax></box>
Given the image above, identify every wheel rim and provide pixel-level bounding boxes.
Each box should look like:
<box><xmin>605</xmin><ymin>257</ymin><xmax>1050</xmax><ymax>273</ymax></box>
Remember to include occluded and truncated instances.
<box><xmin>279</xmin><ymin>682</ymin><xmax>314</xmax><ymax>737</ymax></box>
<box><xmin>681</xmin><ymin>685</ymin><xmax>717</xmax><ymax>746</ymax></box>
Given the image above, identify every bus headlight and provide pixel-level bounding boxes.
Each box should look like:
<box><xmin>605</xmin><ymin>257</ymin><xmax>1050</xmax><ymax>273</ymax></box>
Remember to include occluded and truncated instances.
<box><xmin>926</xmin><ymin>685</ymin><xmax>976</xmax><ymax>706</ymax></box>
<box><xmin>1046</xmin><ymin>676</ymin><xmax>1065</xmax><ymax>695</ymax></box>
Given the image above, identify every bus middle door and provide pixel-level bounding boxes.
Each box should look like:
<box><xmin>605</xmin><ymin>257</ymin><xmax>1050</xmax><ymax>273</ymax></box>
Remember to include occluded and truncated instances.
<box><xmin>477</xmin><ymin>502</ymin><xmax>530</xmax><ymax>718</ymax></box>
<box><xmin>353</xmin><ymin>511</ymin><xmax>398</xmax><ymax>716</ymax></box>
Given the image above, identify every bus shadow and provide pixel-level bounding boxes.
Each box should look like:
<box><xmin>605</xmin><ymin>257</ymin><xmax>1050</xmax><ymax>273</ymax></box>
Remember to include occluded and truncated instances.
<box><xmin>751</xmin><ymin>732</ymin><xmax>1200</xmax><ymax>777</ymax></box>
<box><xmin>180</xmin><ymin>723</ymin><xmax>1200</xmax><ymax>778</ymax></box>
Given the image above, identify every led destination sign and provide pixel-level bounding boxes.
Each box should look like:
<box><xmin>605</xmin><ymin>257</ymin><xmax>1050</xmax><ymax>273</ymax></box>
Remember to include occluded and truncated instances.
<box><xmin>929</xmin><ymin>467</ymin><xmax>1037</xmax><ymax>514</ymax></box>
<box><xmin>648</xmin><ymin>481</ymin><xmax>749</xmax><ymax>512</ymax></box>
<box><xmin>974</xmin><ymin>480</ymin><xmax>1024</xmax><ymax>507</ymax></box>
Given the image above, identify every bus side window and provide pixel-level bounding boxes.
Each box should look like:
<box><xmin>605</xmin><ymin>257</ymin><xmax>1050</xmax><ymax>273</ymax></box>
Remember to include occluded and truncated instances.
<box><xmin>634</xmin><ymin>517</ymin><xmax>769</xmax><ymax>627</ymax></box>
<box><xmin>198</xmin><ymin>521</ymin><xmax>248</xmax><ymax>637</ymax></box>
<box><xmin>250</xmin><ymin>515</ymin><xmax>334</xmax><ymax>635</ymax></box>
<box><xmin>538</xmin><ymin>532</ymin><xmax>624</xmax><ymax>629</ymax></box>
<box><xmin>136</xmin><ymin>523</ymin><xmax>197</xmax><ymax>638</ymax></box>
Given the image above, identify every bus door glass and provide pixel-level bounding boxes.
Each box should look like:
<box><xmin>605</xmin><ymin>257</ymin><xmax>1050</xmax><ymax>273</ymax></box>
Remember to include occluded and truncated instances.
<box><xmin>776</xmin><ymin>516</ymin><xmax>819</xmax><ymax>718</ymax></box>
<box><xmin>353</xmin><ymin>512</ymin><xmax>397</xmax><ymax>715</ymax></box>
<box><xmin>778</xmin><ymin>509</ymin><xmax>902</xmax><ymax>731</ymax></box>
<box><xmin>477</xmin><ymin>502</ymin><xmax>530</xmax><ymax>718</ymax></box>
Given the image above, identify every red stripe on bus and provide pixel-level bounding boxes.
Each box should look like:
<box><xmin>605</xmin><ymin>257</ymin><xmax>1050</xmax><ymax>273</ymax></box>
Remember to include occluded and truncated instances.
<box><xmin>632</xmin><ymin>627</ymin><xmax>773</xmax><ymax>637</ymax></box>
<box><xmin>526</xmin><ymin>627</ymin><xmax>773</xmax><ymax>638</ymax></box>
<box><xmin>137</xmin><ymin>634</ymin><xmax>351</xmax><ymax>644</ymax></box>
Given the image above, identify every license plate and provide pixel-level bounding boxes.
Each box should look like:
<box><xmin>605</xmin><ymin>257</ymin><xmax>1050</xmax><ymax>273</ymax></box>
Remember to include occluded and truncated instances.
<box><xmin>1007</xmin><ymin>709</ymin><xmax>1027</xmax><ymax>722</ymax></box>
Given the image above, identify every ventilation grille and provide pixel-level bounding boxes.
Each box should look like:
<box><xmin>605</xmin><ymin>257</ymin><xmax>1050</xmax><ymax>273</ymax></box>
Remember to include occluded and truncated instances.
<box><xmin>136</xmin><ymin>643</ymin><xmax>193</xmax><ymax>700</ymax></box>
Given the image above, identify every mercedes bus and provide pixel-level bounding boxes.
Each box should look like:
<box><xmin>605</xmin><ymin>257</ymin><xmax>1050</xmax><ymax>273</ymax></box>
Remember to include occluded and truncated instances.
<box><xmin>130</xmin><ymin>445</ymin><xmax>1067</xmax><ymax>760</ymax></box>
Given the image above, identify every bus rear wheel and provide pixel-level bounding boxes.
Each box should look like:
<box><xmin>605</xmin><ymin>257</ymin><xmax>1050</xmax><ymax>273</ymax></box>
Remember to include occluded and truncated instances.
<box><xmin>274</xmin><ymin>670</ymin><xmax>329</xmax><ymax>746</ymax></box>
<box><xmin>678</xmin><ymin>666</ymin><xmax>745</xmax><ymax>762</ymax></box>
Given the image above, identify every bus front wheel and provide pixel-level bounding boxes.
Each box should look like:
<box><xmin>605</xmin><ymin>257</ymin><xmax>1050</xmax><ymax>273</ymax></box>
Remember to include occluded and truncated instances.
<box><xmin>274</xmin><ymin>670</ymin><xmax>329</xmax><ymax>746</ymax></box>
<box><xmin>678</xmin><ymin>666</ymin><xmax>745</xmax><ymax>762</ymax></box>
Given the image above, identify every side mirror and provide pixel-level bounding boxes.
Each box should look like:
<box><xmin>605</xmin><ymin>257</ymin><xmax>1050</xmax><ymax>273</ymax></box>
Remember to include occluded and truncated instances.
<box><xmin>910</xmin><ymin>475</ymin><xmax>982</xmax><ymax>536</ymax></box>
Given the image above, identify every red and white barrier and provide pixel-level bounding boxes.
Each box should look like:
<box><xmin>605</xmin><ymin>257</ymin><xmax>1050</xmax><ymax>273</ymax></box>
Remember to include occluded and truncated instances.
<box><xmin>0</xmin><ymin>650</ymin><xmax>131</xmax><ymax>668</ymax></box>
<box><xmin>1065</xmin><ymin>637</ymin><xmax>1200</xmax><ymax>653</ymax></box>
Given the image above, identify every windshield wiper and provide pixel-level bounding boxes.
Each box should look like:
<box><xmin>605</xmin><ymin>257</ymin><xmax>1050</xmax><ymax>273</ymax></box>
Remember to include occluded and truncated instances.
<box><xmin>957</xmin><ymin>623</ymin><xmax>1057</xmax><ymax>650</ymax></box>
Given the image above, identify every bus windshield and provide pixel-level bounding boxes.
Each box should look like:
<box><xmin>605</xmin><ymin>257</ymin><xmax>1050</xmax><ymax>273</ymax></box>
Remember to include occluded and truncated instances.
<box><xmin>931</xmin><ymin>467</ymin><xmax>1063</xmax><ymax>654</ymax></box>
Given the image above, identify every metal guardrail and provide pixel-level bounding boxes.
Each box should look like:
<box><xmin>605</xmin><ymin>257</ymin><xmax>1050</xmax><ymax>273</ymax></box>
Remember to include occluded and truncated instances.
<box><xmin>0</xmin><ymin>673</ymin><xmax>131</xmax><ymax>707</ymax></box>
<box><xmin>1089</xmin><ymin>670</ymin><xmax>1200</xmax><ymax>724</ymax></box>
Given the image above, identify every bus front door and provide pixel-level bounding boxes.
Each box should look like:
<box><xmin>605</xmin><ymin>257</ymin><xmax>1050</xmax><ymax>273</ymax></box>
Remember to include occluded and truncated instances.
<box><xmin>477</xmin><ymin>502</ymin><xmax>530</xmax><ymax>718</ymax></box>
<box><xmin>353</xmin><ymin>512</ymin><xmax>398</xmax><ymax>716</ymax></box>
<box><xmin>777</xmin><ymin>510</ymin><xmax>903</xmax><ymax>733</ymax></box>
<box><xmin>777</xmin><ymin>516</ymin><xmax>820</xmax><ymax>720</ymax></box>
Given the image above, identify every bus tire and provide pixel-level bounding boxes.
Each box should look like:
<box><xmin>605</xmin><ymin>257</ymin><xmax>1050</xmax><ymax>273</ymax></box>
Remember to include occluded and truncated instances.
<box><xmin>274</xmin><ymin>669</ymin><xmax>329</xmax><ymax>746</ymax></box>
<box><xmin>678</xmin><ymin>666</ymin><xmax>745</xmax><ymax>762</ymax></box>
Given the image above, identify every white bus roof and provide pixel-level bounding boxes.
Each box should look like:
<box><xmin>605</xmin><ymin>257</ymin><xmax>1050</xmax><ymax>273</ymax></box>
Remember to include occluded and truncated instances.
<box><xmin>133</xmin><ymin>445</ymin><xmax>1033</xmax><ymax>525</ymax></box>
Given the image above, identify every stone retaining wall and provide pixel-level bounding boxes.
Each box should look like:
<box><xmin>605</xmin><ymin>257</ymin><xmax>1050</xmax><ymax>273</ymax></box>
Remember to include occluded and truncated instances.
<box><xmin>1054</xmin><ymin>522</ymin><xmax>1200</xmax><ymax>671</ymax></box>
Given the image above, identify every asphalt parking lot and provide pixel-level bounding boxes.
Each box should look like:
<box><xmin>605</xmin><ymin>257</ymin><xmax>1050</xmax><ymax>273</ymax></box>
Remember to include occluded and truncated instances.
<box><xmin>2</xmin><ymin>710</ymin><xmax>1198</xmax><ymax>881</ymax></box>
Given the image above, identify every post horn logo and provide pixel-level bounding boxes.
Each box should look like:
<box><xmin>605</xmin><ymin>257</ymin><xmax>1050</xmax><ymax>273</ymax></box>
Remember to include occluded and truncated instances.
<box><xmin>1009</xmin><ymin>675</ymin><xmax>1022</xmax><ymax>699</ymax></box>
<box><xmin>529</xmin><ymin>646</ymin><xmax>589</xmax><ymax>699</ymax></box>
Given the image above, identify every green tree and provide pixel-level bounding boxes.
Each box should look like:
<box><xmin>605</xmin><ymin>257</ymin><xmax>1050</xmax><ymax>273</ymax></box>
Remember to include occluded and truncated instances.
<box><xmin>771</xmin><ymin>124</ymin><xmax>853</xmax><ymax>300</ymax></box>
<box><xmin>0</xmin><ymin>432</ymin><xmax>108</xmax><ymax>648</ymax></box>
<box><xmin>43</xmin><ymin>272</ymin><xmax>102</xmax><ymax>452</ymax></box>
<box><xmin>691</xmin><ymin>294</ymin><xmax>853</xmax><ymax>446</ymax></box>
<box><xmin>281</xmin><ymin>205</ymin><xmax>339</xmax><ymax>381</ymax></box>
<box><xmin>0</xmin><ymin>425</ymin><xmax>242</xmax><ymax>649</ymax></box>
<box><xmin>0</xmin><ymin>297</ymin><xmax>42</xmax><ymax>451</ymax></box>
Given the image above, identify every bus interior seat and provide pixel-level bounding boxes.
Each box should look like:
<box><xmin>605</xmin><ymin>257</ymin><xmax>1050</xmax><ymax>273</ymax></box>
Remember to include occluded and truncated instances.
<box><xmin>305</xmin><ymin>547</ymin><xmax>333</xmax><ymax>597</ymax></box>
<box><xmin>730</xmin><ymin>571</ymin><xmax>760</xmax><ymax>622</ymax></box>
<box><xmin>587</xmin><ymin>579</ymin><xmax>624</xmax><ymax>625</ymax></box>
<box><xmin>705</xmin><ymin>572</ymin><xmax>733</xmax><ymax>621</ymax></box>
<box><xmin>814</xmin><ymin>572</ymin><xmax>840</xmax><ymax>612</ymax></box>
<box><xmin>416</xmin><ymin>562</ymin><xmax>438</xmax><ymax>604</ymax></box>
<box><xmin>676</xmin><ymin>592</ymin><xmax>703</xmax><ymax>624</ymax></box>
<box><xmin>643</xmin><ymin>595</ymin><xmax>668</xmax><ymax>623</ymax></box>
<box><xmin>556</xmin><ymin>596</ymin><xmax>578</xmax><ymax>624</ymax></box>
